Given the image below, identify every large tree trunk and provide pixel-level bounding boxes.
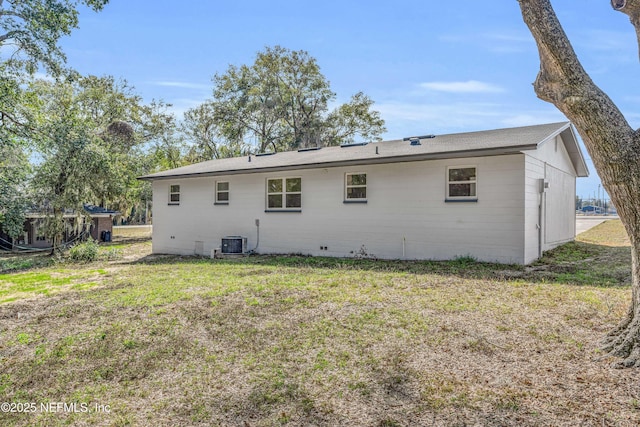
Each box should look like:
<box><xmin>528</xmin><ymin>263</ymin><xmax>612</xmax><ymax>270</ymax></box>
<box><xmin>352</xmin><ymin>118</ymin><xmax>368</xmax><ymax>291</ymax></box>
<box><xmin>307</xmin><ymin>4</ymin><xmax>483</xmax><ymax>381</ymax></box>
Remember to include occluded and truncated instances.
<box><xmin>518</xmin><ymin>0</ymin><xmax>640</xmax><ymax>368</ymax></box>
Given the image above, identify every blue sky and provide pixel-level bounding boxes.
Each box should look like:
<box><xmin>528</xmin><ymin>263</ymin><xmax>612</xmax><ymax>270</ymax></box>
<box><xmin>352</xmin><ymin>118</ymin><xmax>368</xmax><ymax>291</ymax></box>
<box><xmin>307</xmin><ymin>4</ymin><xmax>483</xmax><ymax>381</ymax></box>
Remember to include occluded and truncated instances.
<box><xmin>57</xmin><ymin>0</ymin><xmax>640</xmax><ymax>199</ymax></box>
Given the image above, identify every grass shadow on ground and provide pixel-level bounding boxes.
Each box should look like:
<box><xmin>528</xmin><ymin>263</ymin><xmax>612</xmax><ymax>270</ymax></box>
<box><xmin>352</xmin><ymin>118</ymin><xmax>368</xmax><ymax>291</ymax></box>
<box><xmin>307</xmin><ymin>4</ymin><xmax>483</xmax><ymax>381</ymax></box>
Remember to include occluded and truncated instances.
<box><xmin>126</xmin><ymin>238</ymin><xmax>631</xmax><ymax>289</ymax></box>
<box><xmin>130</xmin><ymin>219</ymin><xmax>631</xmax><ymax>288</ymax></box>
<box><xmin>1</xmin><ymin>220</ymin><xmax>632</xmax><ymax>289</ymax></box>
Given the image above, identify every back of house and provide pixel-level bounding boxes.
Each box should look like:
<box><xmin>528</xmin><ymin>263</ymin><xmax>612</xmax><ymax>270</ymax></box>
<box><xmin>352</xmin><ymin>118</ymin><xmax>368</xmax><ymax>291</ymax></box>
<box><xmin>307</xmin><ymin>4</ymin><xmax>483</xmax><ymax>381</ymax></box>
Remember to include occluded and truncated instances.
<box><xmin>140</xmin><ymin>122</ymin><xmax>588</xmax><ymax>265</ymax></box>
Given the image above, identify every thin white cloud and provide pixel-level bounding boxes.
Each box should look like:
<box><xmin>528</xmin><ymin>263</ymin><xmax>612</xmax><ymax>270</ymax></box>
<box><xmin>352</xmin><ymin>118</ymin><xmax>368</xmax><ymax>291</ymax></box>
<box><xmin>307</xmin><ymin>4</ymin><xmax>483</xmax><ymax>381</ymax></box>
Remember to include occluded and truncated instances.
<box><xmin>419</xmin><ymin>80</ymin><xmax>505</xmax><ymax>94</ymax></box>
<box><xmin>438</xmin><ymin>31</ymin><xmax>534</xmax><ymax>54</ymax></box>
<box><xmin>152</xmin><ymin>80</ymin><xmax>211</xmax><ymax>91</ymax></box>
<box><xmin>482</xmin><ymin>32</ymin><xmax>532</xmax><ymax>44</ymax></box>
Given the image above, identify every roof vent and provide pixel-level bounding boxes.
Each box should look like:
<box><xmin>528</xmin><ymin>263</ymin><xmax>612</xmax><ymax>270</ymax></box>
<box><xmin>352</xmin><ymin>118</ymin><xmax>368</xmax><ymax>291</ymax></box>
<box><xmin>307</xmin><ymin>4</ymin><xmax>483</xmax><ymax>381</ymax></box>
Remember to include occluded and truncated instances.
<box><xmin>297</xmin><ymin>146</ymin><xmax>322</xmax><ymax>152</ymax></box>
<box><xmin>256</xmin><ymin>152</ymin><xmax>276</xmax><ymax>157</ymax></box>
<box><xmin>403</xmin><ymin>134</ymin><xmax>436</xmax><ymax>145</ymax></box>
<box><xmin>340</xmin><ymin>142</ymin><xmax>368</xmax><ymax>148</ymax></box>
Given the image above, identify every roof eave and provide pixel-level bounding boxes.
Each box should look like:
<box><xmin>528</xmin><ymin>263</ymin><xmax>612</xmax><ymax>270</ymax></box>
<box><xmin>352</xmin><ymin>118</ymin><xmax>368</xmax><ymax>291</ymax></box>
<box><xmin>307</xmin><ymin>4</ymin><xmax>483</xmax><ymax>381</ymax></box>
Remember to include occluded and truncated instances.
<box><xmin>532</xmin><ymin>122</ymin><xmax>589</xmax><ymax>178</ymax></box>
<box><xmin>561</xmin><ymin>125</ymin><xmax>590</xmax><ymax>177</ymax></box>
<box><xmin>137</xmin><ymin>145</ymin><xmax>537</xmax><ymax>181</ymax></box>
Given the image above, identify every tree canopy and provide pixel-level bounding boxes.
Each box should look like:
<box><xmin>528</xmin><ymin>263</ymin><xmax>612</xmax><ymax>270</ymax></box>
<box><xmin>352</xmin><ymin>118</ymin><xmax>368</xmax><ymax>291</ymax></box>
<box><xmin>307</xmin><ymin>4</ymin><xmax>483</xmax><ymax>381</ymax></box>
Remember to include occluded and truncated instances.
<box><xmin>0</xmin><ymin>0</ymin><xmax>108</xmax><ymax>75</ymax></box>
<box><xmin>183</xmin><ymin>46</ymin><xmax>386</xmax><ymax>158</ymax></box>
<box><xmin>1</xmin><ymin>1</ymin><xmax>112</xmax><ymax>246</ymax></box>
<box><xmin>24</xmin><ymin>75</ymin><xmax>173</xmax><ymax>249</ymax></box>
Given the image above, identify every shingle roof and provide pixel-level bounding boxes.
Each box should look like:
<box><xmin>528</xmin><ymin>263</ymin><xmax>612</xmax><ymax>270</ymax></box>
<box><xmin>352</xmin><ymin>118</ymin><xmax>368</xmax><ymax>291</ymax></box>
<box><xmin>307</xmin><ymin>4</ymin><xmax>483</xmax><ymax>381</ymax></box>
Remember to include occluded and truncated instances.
<box><xmin>24</xmin><ymin>204</ymin><xmax>119</xmax><ymax>218</ymax></box>
<box><xmin>82</xmin><ymin>204</ymin><xmax>119</xmax><ymax>216</ymax></box>
<box><xmin>140</xmin><ymin>122</ymin><xmax>588</xmax><ymax>180</ymax></box>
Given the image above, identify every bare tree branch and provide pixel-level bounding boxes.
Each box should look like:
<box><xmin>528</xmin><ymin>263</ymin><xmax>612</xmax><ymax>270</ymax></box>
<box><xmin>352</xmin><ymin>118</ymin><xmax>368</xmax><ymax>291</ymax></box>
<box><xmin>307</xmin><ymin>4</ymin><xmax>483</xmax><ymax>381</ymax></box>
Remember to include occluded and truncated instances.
<box><xmin>0</xmin><ymin>10</ymin><xmax>26</xmax><ymax>19</ymax></box>
<box><xmin>0</xmin><ymin>29</ymin><xmax>31</xmax><ymax>45</ymax></box>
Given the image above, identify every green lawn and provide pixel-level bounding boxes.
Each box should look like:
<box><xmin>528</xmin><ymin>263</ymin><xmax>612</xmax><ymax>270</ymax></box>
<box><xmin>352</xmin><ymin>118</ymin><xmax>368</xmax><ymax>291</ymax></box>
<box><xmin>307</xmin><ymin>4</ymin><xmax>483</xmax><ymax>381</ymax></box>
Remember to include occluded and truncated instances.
<box><xmin>0</xmin><ymin>221</ymin><xmax>637</xmax><ymax>426</ymax></box>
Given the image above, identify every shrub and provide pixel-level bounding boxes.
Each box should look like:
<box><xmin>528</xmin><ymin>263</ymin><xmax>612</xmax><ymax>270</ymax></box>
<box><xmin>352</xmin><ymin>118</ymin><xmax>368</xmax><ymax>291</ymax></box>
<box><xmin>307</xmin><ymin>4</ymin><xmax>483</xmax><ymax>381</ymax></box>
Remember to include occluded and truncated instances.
<box><xmin>68</xmin><ymin>238</ymin><xmax>100</xmax><ymax>262</ymax></box>
<box><xmin>452</xmin><ymin>255</ymin><xmax>478</xmax><ymax>267</ymax></box>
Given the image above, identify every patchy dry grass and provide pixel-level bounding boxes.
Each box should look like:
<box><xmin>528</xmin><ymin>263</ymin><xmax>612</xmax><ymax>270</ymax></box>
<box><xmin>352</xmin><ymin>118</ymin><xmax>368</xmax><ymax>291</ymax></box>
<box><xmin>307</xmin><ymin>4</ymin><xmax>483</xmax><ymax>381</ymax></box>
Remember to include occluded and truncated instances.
<box><xmin>531</xmin><ymin>221</ymin><xmax>632</xmax><ymax>287</ymax></box>
<box><xmin>112</xmin><ymin>225</ymin><xmax>152</xmax><ymax>241</ymax></box>
<box><xmin>577</xmin><ymin>220</ymin><xmax>631</xmax><ymax>247</ymax></box>
<box><xmin>0</xmin><ymin>220</ymin><xmax>637</xmax><ymax>426</ymax></box>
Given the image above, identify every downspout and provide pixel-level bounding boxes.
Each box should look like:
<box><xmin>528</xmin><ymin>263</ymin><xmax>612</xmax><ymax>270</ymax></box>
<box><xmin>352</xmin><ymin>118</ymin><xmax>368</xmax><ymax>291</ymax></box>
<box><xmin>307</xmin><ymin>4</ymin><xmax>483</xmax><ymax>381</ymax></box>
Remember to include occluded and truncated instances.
<box><xmin>537</xmin><ymin>176</ymin><xmax>547</xmax><ymax>259</ymax></box>
<box><xmin>538</xmin><ymin>195</ymin><xmax>543</xmax><ymax>259</ymax></box>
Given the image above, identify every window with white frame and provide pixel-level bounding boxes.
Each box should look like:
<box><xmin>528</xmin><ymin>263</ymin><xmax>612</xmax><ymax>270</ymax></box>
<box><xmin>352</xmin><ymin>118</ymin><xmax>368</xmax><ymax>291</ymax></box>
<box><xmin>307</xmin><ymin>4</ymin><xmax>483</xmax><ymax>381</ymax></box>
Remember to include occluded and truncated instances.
<box><xmin>345</xmin><ymin>173</ymin><xmax>367</xmax><ymax>201</ymax></box>
<box><xmin>215</xmin><ymin>181</ymin><xmax>229</xmax><ymax>204</ymax></box>
<box><xmin>446</xmin><ymin>166</ymin><xmax>477</xmax><ymax>200</ymax></box>
<box><xmin>169</xmin><ymin>184</ymin><xmax>181</xmax><ymax>205</ymax></box>
<box><xmin>266</xmin><ymin>177</ymin><xmax>302</xmax><ymax>210</ymax></box>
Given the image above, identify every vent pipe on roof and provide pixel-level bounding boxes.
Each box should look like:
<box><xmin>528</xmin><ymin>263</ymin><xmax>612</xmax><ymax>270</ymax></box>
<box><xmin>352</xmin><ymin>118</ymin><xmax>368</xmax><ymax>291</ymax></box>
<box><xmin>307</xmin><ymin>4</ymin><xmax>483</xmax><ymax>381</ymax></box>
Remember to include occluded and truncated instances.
<box><xmin>402</xmin><ymin>134</ymin><xmax>436</xmax><ymax>145</ymax></box>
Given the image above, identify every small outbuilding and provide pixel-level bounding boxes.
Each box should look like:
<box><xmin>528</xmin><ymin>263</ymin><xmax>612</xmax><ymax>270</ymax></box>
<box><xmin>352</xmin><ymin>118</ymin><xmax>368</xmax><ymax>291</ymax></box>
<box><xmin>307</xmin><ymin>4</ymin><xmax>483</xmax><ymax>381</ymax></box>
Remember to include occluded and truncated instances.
<box><xmin>140</xmin><ymin>122</ymin><xmax>588</xmax><ymax>264</ymax></box>
<box><xmin>0</xmin><ymin>204</ymin><xmax>119</xmax><ymax>250</ymax></box>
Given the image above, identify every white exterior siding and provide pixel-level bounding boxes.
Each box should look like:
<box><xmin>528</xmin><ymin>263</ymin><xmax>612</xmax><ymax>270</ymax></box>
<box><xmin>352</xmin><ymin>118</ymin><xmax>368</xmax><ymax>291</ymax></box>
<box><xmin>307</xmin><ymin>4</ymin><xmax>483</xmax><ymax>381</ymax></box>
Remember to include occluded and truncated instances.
<box><xmin>523</xmin><ymin>155</ymin><xmax>546</xmax><ymax>264</ymax></box>
<box><xmin>523</xmin><ymin>135</ymin><xmax>578</xmax><ymax>263</ymax></box>
<box><xmin>544</xmin><ymin>164</ymin><xmax>576</xmax><ymax>247</ymax></box>
<box><xmin>152</xmin><ymin>154</ymin><xmax>527</xmax><ymax>264</ymax></box>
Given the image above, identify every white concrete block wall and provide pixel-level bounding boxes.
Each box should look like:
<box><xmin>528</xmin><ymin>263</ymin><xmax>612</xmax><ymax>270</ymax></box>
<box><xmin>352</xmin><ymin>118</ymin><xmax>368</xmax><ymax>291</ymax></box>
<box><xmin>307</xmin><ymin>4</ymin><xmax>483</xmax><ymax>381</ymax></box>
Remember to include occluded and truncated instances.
<box><xmin>152</xmin><ymin>153</ymin><xmax>527</xmax><ymax>264</ymax></box>
<box><xmin>523</xmin><ymin>135</ymin><xmax>578</xmax><ymax>264</ymax></box>
<box><xmin>523</xmin><ymin>155</ymin><xmax>545</xmax><ymax>264</ymax></box>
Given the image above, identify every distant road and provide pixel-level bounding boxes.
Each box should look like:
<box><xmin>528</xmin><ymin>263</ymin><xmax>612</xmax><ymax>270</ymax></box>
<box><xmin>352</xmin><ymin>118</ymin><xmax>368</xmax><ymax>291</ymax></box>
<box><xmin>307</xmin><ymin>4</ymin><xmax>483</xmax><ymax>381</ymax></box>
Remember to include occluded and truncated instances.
<box><xmin>575</xmin><ymin>215</ymin><xmax>618</xmax><ymax>236</ymax></box>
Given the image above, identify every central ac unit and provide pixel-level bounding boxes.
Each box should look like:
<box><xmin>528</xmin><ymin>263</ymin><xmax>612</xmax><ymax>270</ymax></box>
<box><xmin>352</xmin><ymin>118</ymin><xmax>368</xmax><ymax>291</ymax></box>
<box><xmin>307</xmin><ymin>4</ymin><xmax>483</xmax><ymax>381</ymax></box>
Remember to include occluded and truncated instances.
<box><xmin>221</xmin><ymin>236</ymin><xmax>247</xmax><ymax>254</ymax></box>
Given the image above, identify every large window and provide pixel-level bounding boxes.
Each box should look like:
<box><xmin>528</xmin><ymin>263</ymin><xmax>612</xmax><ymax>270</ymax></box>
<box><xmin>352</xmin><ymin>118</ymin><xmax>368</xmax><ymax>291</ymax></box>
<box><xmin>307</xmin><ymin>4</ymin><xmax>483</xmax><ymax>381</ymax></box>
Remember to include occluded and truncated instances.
<box><xmin>215</xmin><ymin>181</ymin><xmax>229</xmax><ymax>204</ymax></box>
<box><xmin>169</xmin><ymin>184</ymin><xmax>181</xmax><ymax>205</ymax></box>
<box><xmin>447</xmin><ymin>166</ymin><xmax>477</xmax><ymax>200</ymax></box>
<box><xmin>267</xmin><ymin>177</ymin><xmax>302</xmax><ymax>210</ymax></box>
<box><xmin>345</xmin><ymin>173</ymin><xmax>367</xmax><ymax>202</ymax></box>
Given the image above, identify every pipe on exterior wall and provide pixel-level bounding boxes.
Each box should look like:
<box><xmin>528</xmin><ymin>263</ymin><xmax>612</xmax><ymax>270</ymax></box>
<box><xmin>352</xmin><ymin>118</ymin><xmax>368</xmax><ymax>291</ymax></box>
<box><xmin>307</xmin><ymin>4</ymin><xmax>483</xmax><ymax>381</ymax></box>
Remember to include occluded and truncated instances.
<box><xmin>252</xmin><ymin>219</ymin><xmax>260</xmax><ymax>252</ymax></box>
<box><xmin>537</xmin><ymin>176</ymin><xmax>546</xmax><ymax>259</ymax></box>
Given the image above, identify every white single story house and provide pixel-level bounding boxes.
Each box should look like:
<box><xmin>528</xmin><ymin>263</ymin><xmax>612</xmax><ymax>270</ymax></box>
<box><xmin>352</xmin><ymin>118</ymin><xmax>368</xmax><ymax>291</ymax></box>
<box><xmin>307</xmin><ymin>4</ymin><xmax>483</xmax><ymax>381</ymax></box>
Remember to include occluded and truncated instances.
<box><xmin>140</xmin><ymin>122</ymin><xmax>589</xmax><ymax>265</ymax></box>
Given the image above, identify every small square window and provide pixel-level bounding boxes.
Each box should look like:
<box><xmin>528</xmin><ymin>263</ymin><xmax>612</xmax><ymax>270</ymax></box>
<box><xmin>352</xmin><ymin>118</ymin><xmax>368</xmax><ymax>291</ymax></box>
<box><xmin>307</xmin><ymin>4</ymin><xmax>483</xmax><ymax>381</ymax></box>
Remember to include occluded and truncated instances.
<box><xmin>446</xmin><ymin>167</ymin><xmax>477</xmax><ymax>200</ymax></box>
<box><xmin>169</xmin><ymin>184</ymin><xmax>180</xmax><ymax>204</ymax></box>
<box><xmin>345</xmin><ymin>173</ymin><xmax>367</xmax><ymax>201</ymax></box>
<box><xmin>215</xmin><ymin>181</ymin><xmax>229</xmax><ymax>204</ymax></box>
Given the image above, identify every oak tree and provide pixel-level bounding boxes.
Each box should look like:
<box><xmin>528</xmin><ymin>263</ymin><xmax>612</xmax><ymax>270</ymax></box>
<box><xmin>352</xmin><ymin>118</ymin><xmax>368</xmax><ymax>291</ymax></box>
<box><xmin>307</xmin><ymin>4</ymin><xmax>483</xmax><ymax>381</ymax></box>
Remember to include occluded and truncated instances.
<box><xmin>0</xmin><ymin>0</ymin><xmax>108</xmax><ymax>75</ymax></box>
<box><xmin>188</xmin><ymin>46</ymin><xmax>386</xmax><ymax>157</ymax></box>
<box><xmin>1</xmin><ymin>0</ymin><xmax>110</xmax><ymax>243</ymax></box>
<box><xmin>29</xmin><ymin>76</ymin><xmax>172</xmax><ymax>251</ymax></box>
<box><xmin>518</xmin><ymin>0</ymin><xmax>640</xmax><ymax>367</ymax></box>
